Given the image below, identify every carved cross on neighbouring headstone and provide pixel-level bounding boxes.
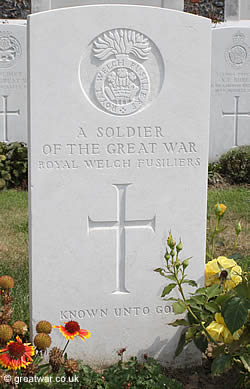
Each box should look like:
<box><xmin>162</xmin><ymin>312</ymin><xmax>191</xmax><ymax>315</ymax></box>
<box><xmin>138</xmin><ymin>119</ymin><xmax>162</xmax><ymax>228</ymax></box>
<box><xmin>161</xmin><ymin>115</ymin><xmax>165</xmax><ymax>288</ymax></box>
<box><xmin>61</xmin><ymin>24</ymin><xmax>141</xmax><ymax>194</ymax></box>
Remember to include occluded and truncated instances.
<box><xmin>222</xmin><ymin>96</ymin><xmax>250</xmax><ymax>147</ymax></box>
<box><xmin>88</xmin><ymin>184</ymin><xmax>156</xmax><ymax>294</ymax></box>
<box><xmin>0</xmin><ymin>95</ymin><xmax>20</xmax><ymax>142</ymax></box>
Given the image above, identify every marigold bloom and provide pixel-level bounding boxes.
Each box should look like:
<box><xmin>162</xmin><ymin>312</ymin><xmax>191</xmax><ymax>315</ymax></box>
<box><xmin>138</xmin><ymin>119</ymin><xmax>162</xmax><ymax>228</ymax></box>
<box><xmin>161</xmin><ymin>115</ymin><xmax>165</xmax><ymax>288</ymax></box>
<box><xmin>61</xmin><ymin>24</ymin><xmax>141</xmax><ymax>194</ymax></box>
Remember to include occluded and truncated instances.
<box><xmin>215</xmin><ymin>203</ymin><xmax>227</xmax><ymax>217</ymax></box>
<box><xmin>206</xmin><ymin>313</ymin><xmax>244</xmax><ymax>344</ymax></box>
<box><xmin>0</xmin><ymin>336</ymin><xmax>35</xmax><ymax>370</ymax></box>
<box><xmin>205</xmin><ymin>256</ymin><xmax>242</xmax><ymax>290</ymax></box>
<box><xmin>53</xmin><ymin>321</ymin><xmax>91</xmax><ymax>341</ymax></box>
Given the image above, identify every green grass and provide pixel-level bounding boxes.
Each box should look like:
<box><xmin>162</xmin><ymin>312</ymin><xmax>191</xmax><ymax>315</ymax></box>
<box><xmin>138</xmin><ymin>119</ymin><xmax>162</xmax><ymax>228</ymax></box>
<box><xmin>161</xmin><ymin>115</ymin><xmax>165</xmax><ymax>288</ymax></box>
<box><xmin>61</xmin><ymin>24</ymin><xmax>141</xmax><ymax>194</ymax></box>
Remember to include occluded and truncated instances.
<box><xmin>207</xmin><ymin>187</ymin><xmax>249</xmax><ymax>265</ymax></box>
<box><xmin>0</xmin><ymin>190</ymin><xmax>29</xmax><ymax>323</ymax></box>
<box><xmin>207</xmin><ymin>187</ymin><xmax>250</xmax><ymax>218</ymax></box>
<box><xmin>0</xmin><ymin>187</ymin><xmax>249</xmax><ymax>325</ymax></box>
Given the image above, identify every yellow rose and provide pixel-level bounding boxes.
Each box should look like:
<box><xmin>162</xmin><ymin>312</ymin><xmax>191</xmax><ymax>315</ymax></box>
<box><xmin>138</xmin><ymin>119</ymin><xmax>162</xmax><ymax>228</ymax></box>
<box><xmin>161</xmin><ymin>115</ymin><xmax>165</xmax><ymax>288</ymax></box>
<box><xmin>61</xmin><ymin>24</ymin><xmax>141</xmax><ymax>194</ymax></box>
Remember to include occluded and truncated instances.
<box><xmin>215</xmin><ymin>203</ymin><xmax>227</xmax><ymax>216</ymax></box>
<box><xmin>205</xmin><ymin>256</ymin><xmax>242</xmax><ymax>290</ymax></box>
<box><xmin>206</xmin><ymin>313</ymin><xmax>244</xmax><ymax>344</ymax></box>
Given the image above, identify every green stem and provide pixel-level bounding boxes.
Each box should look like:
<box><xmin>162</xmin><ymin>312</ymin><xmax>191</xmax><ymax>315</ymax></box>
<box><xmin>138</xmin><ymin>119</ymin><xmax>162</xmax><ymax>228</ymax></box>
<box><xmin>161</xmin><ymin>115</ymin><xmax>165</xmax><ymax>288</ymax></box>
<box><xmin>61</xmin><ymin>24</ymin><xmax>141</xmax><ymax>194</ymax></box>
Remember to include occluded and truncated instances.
<box><xmin>233</xmin><ymin>236</ymin><xmax>238</xmax><ymax>251</ymax></box>
<box><xmin>63</xmin><ymin>339</ymin><xmax>70</xmax><ymax>354</ymax></box>
<box><xmin>175</xmin><ymin>274</ymin><xmax>220</xmax><ymax>346</ymax></box>
<box><xmin>211</xmin><ymin>216</ymin><xmax>219</xmax><ymax>258</ymax></box>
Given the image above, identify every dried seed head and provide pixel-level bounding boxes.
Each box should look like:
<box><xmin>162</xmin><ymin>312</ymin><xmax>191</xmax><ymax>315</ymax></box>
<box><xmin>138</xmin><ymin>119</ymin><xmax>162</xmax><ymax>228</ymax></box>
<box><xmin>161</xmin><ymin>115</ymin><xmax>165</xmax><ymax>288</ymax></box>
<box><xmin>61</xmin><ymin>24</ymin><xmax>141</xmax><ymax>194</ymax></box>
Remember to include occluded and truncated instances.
<box><xmin>0</xmin><ymin>276</ymin><xmax>14</xmax><ymax>289</ymax></box>
<box><xmin>49</xmin><ymin>347</ymin><xmax>64</xmax><ymax>373</ymax></box>
<box><xmin>0</xmin><ymin>324</ymin><xmax>13</xmax><ymax>342</ymax></box>
<box><xmin>34</xmin><ymin>333</ymin><xmax>51</xmax><ymax>350</ymax></box>
<box><xmin>0</xmin><ymin>305</ymin><xmax>13</xmax><ymax>325</ymax></box>
<box><xmin>0</xmin><ymin>369</ymin><xmax>5</xmax><ymax>385</ymax></box>
<box><xmin>12</xmin><ymin>320</ymin><xmax>28</xmax><ymax>336</ymax></box>
<box><xmin>64</xmin><ymin>359</ymin><xmax>79</xmax><ymax>376</ymax></box>
<box><xmin>36</xmin><ymin>320</ymin><xmax>52</xmax><ymax>334</ymax></box>
<box><xmin>23</xmin><ymin>362</ymin><xmax>38</xmax><ymax>377</ymax></box>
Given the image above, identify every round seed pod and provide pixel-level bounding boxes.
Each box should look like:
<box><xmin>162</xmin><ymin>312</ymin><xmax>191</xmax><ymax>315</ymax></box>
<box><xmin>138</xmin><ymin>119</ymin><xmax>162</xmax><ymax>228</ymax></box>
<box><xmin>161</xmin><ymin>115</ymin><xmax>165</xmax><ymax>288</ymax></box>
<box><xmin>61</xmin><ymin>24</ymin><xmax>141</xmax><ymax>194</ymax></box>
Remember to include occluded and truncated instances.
<box><xmin>34</xmin><ymin>333</ymin><xmax>51</xmax><ymax>350</ymax></box>
<box><xmin>36</xmin><ymin>320</ymin><xmax>52</xmax><ymax>334</ymax></box>
<box><xmin>0</xmin><ymin>276</ymin><xmax>14</xmax><ymax>289</ymax></box>
<box><xmin>12</xmin><ymin>321</ymin><xmax>28</xmax><ymax>336</ymax></box>
<box><xmin>0</xmin><ymin>324</ymin><xmax>13</xmax><ymax>342</ymax></box>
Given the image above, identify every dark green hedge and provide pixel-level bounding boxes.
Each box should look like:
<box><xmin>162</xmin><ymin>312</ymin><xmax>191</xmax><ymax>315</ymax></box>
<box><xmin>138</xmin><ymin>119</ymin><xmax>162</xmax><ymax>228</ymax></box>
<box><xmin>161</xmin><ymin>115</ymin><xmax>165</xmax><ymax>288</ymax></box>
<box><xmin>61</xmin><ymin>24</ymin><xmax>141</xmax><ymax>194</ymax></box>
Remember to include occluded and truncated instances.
<box><xmin>0</xmin><ymin>142</ymin><xmax>28</xmax><ymax>190</ymax></box>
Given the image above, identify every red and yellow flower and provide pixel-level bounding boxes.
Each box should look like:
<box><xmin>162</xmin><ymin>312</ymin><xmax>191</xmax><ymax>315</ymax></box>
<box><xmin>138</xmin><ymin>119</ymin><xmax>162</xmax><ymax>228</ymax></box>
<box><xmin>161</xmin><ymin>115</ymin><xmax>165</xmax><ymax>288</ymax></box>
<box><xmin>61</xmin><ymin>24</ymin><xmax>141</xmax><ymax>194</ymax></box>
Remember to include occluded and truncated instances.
<box><xmin>54</xmin><ymin>321</ymin><xmax>91</xmax><ymax>341</ymax></box>
<box><xmin>0</xmin><ymin>336</ymin><xmax>35</xmax><ymax>370</ymax></box>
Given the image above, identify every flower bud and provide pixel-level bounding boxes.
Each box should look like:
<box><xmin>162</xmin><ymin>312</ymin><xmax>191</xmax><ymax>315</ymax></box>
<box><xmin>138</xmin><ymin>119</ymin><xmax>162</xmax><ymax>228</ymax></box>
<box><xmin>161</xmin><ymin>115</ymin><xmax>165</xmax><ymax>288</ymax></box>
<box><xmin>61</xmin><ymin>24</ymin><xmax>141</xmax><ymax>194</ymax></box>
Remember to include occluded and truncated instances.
<box><xmin>164</xmin><ymin>250</ymin><xmax>170</xmax><ymax>262</ymax></box>
<box><xmin>176</xmin><ymin>240</ymin><xmax>183</xmax><ymax>253</ymax></box>
<box><xmin>215</xmin><ymin>203</ymin><xmax>227</xmax><ymax>217</ymax></box>
<box><xmin>235</xmin><ymin>222</ymin><xmax>241</xmax><ymax>235</ymax></box>
<box><xmin>167</xmin><ymin>233</ymin><xmax>176</xmax><ymax>249</ymax></box>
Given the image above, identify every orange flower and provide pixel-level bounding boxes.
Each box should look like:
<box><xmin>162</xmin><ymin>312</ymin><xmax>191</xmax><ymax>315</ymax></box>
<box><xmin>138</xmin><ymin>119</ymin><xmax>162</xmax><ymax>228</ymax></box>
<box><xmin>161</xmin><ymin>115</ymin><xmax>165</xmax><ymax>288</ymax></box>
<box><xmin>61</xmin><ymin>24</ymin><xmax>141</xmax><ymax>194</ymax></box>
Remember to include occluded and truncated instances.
<box><xmin>54</xmin><ymin>321</ymin><xmax>91</xmax><ymax>341</ymax></box>
<box><xmin>0</xmin><ymin>336</ymin><xmax>35</xmax><ymax>370</ymax></box>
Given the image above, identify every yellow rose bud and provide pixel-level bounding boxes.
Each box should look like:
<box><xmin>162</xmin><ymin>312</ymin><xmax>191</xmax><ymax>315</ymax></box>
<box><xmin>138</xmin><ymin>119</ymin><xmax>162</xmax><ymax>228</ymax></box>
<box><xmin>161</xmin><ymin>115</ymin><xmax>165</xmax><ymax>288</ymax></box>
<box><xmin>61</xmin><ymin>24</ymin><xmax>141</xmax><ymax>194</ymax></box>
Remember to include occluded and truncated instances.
<box><xmin>167</xmin><ymin>233</ymin><xmax>176</xmax><ymax>249</ymax></box>
<box><xmin>215</xmin><ymin>203</ymin><xmax>227</xmax><ymax>217</ymax></box>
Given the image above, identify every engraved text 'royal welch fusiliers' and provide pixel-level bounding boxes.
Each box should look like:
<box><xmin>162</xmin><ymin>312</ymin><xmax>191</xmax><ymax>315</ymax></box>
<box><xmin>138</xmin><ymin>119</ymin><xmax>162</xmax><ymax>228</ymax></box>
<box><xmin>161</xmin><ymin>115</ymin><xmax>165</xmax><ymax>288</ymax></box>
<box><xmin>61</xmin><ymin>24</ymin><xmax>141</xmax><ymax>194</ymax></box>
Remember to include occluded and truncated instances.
<box><xmin>93</xmin><ymin>29</ymin><xmax>151</xmax><ymax>116</ymax></box>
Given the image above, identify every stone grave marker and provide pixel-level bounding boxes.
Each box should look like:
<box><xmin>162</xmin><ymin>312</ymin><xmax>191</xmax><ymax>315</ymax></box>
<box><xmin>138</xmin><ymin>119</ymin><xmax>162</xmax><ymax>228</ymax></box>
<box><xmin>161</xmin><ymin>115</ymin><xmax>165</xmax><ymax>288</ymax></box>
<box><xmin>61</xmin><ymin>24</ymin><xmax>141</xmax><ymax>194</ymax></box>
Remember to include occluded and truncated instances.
<box><xmin>0</xmin><ymin>19</ymin><xmax>27</xmax><ymax>143</ymax></box>
<box><xmin>28</xmin><ymin>5</ymin><xmax>211</xmax><ymax>367</ymax></box>
<box><xmin>225</xmin><ymin>0</ymin><xmax>250</xmax><ymax>21</ymax></box>
<box><xmin>31</xmin><ymin>0</ymin><xmax>184</xmax><ymax>13</ymax></box>
<box><xmin>210</xmin><ymin>26</ymin><xmax>250</xmax><ymax>161</ymax></box>
<box><xmin>241</xmin><ymin>0</ymin><xmax>250</xmax><ymax>19</ymax></box>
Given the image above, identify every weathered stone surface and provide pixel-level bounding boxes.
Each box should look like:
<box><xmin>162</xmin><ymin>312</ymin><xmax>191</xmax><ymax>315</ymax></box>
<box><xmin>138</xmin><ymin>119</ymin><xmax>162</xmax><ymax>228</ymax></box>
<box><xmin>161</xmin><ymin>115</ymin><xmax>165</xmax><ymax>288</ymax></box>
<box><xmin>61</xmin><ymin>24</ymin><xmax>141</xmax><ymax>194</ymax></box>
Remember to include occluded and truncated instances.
<box><xmin>28</xmin><ymin>5</ymin><xmax>211</xmax><ymax>367</ymax></box>
<box><xmin>0</xmin><ymin>19</ymin><xmax>27</xmax><ymax>143</ymax></box>
<box><xmin>31</xmin><ymin>0</ymin><xmax>184</xmax><ymax>13</ymax></box>
<box><xmin>225</xmin><ymin>0</ymin><xmax>250</xmax><ymax>21</ymax></box>
<box><xmin>210</xmin><ymin>24</ymin><xmax>250</xmax><ymax>161</ymax></box>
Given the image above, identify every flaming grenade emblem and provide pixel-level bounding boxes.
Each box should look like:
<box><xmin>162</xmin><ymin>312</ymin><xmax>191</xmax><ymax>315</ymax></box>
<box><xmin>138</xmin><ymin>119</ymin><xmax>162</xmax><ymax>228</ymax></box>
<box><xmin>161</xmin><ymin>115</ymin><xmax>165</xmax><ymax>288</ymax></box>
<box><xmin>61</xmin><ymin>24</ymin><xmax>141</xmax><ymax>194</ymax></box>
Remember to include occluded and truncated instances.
<box><xmin>0</xmin><ymin>33</ymin><xmax>21</xmax><ymax>68</ymax></box>
<box><xmin>93</xmin><ymin>29</ymin><xmax>151</xmax><ymax>115</ymax></box>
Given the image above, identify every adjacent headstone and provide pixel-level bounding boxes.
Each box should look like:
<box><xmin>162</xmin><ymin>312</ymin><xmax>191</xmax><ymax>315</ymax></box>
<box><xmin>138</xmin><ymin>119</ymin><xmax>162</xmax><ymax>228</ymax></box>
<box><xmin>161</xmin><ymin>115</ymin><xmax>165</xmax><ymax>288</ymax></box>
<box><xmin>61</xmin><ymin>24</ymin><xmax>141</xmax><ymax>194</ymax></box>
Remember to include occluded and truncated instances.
<box><xmin>31</xmin><ymin>0</ymin><xmax>184</xmax><ymax>13</ymax></box>
<box><xmin>28</xmin><ymin>5</ymin><xmax>211</xmax><ymax>367</ymax></box>
<box><xmin>225</xmin><ymin>0</ymin><xmax>250</xmax><ymax>21</ymax></box>
<box><xmin>210</xmin><ymin>26</ymin><xmax>250</xmax><ymax>161</ymax></box>
<box><xmin>0</xmin><ymin>20</ymin><xmax>27</xmax><ymax>143</ymax></box>
<box><xmin>240</xmin><ymin>0</ymin><xmax>250</xmax><ymax>19</ymax></box>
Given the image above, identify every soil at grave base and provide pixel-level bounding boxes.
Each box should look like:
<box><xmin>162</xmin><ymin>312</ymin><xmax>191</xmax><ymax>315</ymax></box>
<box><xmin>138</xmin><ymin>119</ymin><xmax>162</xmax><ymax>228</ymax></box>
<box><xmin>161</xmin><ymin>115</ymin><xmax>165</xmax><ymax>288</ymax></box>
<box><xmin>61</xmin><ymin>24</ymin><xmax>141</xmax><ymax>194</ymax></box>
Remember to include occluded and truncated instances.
<box><xmin>165</xmin><ymin>358</ymin><xmax>243</xmax><ymax>389</ymax></box>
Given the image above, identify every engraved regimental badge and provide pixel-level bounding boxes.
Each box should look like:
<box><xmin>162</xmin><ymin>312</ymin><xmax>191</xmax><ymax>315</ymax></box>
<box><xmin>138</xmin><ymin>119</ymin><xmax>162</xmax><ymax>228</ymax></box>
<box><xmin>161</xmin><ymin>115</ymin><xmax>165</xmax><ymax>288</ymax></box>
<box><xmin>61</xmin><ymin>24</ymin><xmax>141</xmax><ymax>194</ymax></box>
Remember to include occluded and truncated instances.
<box><xmin>93</xmin><ymin>29</ymin><xmax>151</xmax><ymax>115</ymax></box>
<box><xmin>79</xmin><ymin>28</ymin><xmax>164</xmax><ymax>116</ymax></box>
<box><xmin>225</xmin><ymin>31</ymin><xmax>250</xmax><ymax>68</ymax></box>
<box><xmin>0</xmin><ymin>32</ymin><xmax>21</xmax><ymax>68</ymax></box>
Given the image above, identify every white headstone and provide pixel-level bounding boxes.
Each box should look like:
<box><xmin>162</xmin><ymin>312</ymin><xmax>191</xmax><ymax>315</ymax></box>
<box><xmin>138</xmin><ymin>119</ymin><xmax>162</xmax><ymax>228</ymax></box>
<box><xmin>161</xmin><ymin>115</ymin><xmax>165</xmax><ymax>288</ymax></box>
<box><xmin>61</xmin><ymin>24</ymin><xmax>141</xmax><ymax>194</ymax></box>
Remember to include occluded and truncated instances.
<box><xmin>31</xmin><ymin>0</ymin><xmax>184</xmax><ymax>13</ymax></box>
<box><xmin>225</xmin><ymin>0</ymin><xmax>250</xmax><ymax>21</ymax></box>
<box><xmin>210</xmin><ymin>26</ymin><xmax>250</xmax><ymax>161</ymax></box>
<box><xmin>240</xmin><ymin>0</ymin><xmax>250</xmax><ymax>19</ymax></box>
<box><xmin>225</xmin><ymin>0</ymin><xmax>240</xmax><ymax>21</ymax></box>
<box><xmin>28</xmin><ymin>5</ymin><xmax>211</xmax><ymax>367</ymax></box>
<box><xmin>0</xmin><ymin>20</ymin><xmax>27</xmax><ymax>143</ymax></box>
